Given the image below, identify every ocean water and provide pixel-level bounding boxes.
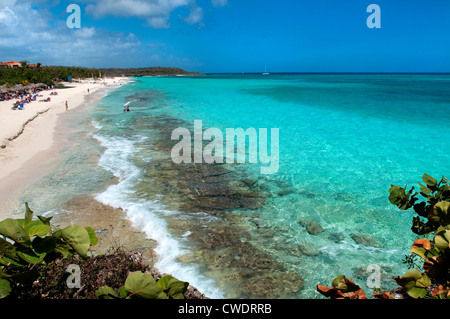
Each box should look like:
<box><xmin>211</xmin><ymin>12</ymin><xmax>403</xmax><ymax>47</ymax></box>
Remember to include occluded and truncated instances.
<box><xmin>16</xmin><ymin>74</ymin><xmax>450</xmax><ymax>298</ymax></box>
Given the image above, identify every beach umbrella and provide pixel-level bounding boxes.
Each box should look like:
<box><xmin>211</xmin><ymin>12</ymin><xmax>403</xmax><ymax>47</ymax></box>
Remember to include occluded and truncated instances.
<box><xmin>10</xmin><ymin>84</ymin><xmax>24</xmax><ymax>91</ymax></box>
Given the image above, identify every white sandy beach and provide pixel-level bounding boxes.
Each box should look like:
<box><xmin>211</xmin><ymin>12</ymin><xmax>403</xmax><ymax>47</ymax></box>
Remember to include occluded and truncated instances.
<box><xmin>0</xmin><ymin>77</ymin><xmax>129</xmax><ymax>218</ymax></box>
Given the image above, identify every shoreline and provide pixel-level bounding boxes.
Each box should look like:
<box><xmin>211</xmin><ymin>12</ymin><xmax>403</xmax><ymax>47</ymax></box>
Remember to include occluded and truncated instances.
<box><xmin>0</xmin><ymin>75</ymin><xmax>175</xmax><ymax>291</ymax></box>
<box><xmin>0</xmin><ymin>77</ymin><xmax>129</xmax><ymax>219</ymax></box>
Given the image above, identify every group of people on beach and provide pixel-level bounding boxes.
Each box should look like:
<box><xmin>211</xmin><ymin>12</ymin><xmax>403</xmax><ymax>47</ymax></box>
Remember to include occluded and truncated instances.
<box><xmin>5</xmin><ymin>85</ymin><xmax>58</xmax><ymax>110</ymax></box>
<box><xmin>0</xmin><ymin>85</ymin><xmax>54</xmax><ymax>102</ymax></box>
<box><xmin>10</xmin><ymin>93</ymin><xmax>54</xmax><ymax>110</ymax></box>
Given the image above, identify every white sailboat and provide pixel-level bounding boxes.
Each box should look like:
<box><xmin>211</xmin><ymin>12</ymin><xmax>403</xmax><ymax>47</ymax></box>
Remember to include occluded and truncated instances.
<box><xmin>262</xmin><ymin>65</ymin><xmax>270</xmax><ymax>75</ymax></box>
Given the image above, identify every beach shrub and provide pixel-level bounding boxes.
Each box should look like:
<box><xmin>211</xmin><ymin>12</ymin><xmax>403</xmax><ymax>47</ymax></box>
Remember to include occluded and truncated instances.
<box><xmin>95</xmin><ymin>272</ymin><xmax>189</xmax><ymax>300</ymax></box>
<box><xmin>0</xmin><ymin>203</ymin><xmax>98</xmax><ymax>299</ymax></box>
<box><xmin>388</xmin><ymin>174</ymin><xmax>450</xmax><ymax>235</ymax></box>
<box><xmin>0</xmin><ymin>204</ymin><xmax>194</xmax><ymax>300</ymax></box>
<box><xmin>317</xmin><ymin>174</ymin><xmax>450</xmax><ymax>299</ymax></box>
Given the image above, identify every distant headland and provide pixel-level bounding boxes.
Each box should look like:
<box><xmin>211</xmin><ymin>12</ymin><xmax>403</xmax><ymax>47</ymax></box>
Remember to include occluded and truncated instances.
<box><xmin>100</xmin><ymin>67</ymin><xmax>203</xmax><ymax>77</ymax></box>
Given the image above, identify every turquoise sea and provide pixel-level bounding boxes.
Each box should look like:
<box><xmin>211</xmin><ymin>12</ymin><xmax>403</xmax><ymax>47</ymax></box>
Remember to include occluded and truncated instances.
<box><xmin>17</xmin><ymin>74</ymin><xmax>450</xmax><ymax>298</ymax></box>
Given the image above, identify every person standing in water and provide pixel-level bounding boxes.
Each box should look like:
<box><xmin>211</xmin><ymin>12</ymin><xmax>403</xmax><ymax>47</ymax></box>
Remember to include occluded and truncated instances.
<box><xmin>65</xmin><ymin>101</ymin><xmax>68</xmax><ymax>111</ymax></box>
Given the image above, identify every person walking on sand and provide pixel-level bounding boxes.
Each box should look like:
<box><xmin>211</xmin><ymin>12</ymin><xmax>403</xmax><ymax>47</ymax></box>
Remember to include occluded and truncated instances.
<box><xmin>66</xmin><ymin>101</ymin><xmax>68</xmax><ymax>111</ymax></box>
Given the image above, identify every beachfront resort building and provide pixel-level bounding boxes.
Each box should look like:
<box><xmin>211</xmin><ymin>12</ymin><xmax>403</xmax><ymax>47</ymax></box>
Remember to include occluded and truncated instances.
<box><xmin>0</xmin><ymin>61</ymin><xmax>22</xmax><ymax>68</ymax></box>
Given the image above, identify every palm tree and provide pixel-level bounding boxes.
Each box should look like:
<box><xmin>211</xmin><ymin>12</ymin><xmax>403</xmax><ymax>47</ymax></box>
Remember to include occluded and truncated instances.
<box><xmin>36</xmin><ymin>62</ymin><xmax>42</xmax><ymax>74</ymax></box>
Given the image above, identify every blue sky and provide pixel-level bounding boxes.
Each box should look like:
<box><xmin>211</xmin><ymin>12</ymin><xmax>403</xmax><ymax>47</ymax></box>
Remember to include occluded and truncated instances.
<box><xmin>1</xmin><ymin>0</ymin><xmax>450</xmax><ymax>73</ymax></box>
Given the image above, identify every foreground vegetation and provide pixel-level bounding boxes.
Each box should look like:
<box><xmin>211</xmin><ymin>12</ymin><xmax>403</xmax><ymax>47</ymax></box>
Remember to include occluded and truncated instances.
<box><xmin>317</xmin><ymin>174</ymin><xmax>450</xmax><ymax>299</ymax></box>
<box><xmin>0</xmin><ymin>204</ymin><xmax>201</xmax><ymax>299</ymax></box>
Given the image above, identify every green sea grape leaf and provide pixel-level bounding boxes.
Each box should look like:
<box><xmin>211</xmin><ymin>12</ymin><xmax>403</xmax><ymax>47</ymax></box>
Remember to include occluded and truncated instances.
<box><xmin>95</xmin><ymin>285</ymin><xmax>118</xmax><ymax>299</ymax></box>
<box><xmin>167</xmin><ymin>280</ymin><xmax>189</xmax><ymax>299</ymax></box>
<box><xmin>331</xmin><ymin>275</ymin><xmax>348</xmax><ymax>291</ymax></box>
<box><xmin>16</xmin><ymin>219</ymin><xmax>44</xmax><ymax>234</ymax></box>
<box><xmin>37</xmin><ymin>215</ymin><xmax>53</xmax><ymax>226</ymax></box>
<box><xmin>24</xmin><ymin>202</ymin><xmax>34</xmax><ymax>221</ymax></box>
<box><xmin>388</xmin><ymin>185</ymin><xmax>415</xmax><ymax>210</ymax></box>
<box><xmin>157</xmin><ymin>275</ymin><xmax>175</xmax><ymax>290</ymax></box>
<box><xmin>0</xmin><ymin>255</ymin><xmax>25</xmax><ymax>268</ymax></box>
<box><xmin>411</xmin><ymin>239</ymin><xmax>432</xmax><ymax>259</ymax></box>
<box><xmin>157</xmin><ymin>275</ymin><xmax>188</xmax><ymax>299</ymax></box>
<box><xmin>0</xmin><ymin>279</ymin><xmax>11</xmax><ymax>299</ymax></box>
<box><xmin>117</xmin><ymin>286</ymin><xmax>128</xmax><ymax>298</ymax></box>
<box><xmin>388</xmin><ymin>186</ymin><xmax>405</xmax><ymax>205</ymax></box>
<box><xmin>416</xmin><ymin>273</ymin><xmax>431</xmax><ymax>288</ymax></box>
<box><xmin>396</xmin><ymin>270</ymin><xmax>430</xmax><ymax>299</ymax></box>
<box><xmin>0</xmin><ymin>238</ymin><xmax>17</xmax><ymax>259</ymax></box>
<box><xmin>407</xmin><ymin>286</ymin><xmax>428</xmax><ymax>299</ymax></box>
<box><xmin>0</xmin><ymin>219</ymin><xmax>30</xmax><ymax>245</ymax></box>
<box><xmin>85</xmin><ymin>227</ymin><xmax>98</xmax><ymax>246</ymax></box>
<box><xmin>435</xmin><ymin>230</ymin><xmax>450</xmax><ymax>250</ymax></box>
<box><xmin>53</xmin><ymin>243</ymin><xmax>73</xmax><ymax>259</ymax></box>
<box><xmin>423</xmin><ymin>174</ymin><xmax>438</xmax><ymax>188</ymax></box>
<box><xmin>124</xmin><ymin>271</ymin><xmax>166</xmax><ymax>299</ymax></box>
<box><xmin>26</xmin><ymin>225</ymin><xmax>51</xmax><ymax>238</ymax></box>
<box><xmin>396</xmin><ymin>270</ymin><xmax>421</xmax><ymax>290</ymax></box>
<box><xmin>16</xmin><ymin>247</ymin><xmax>46</xmax><ymax>264</ymax></box>
<box><xmin>418</xmin><ymin>183</ymin><xmax>432</xmax><ymax>196</ymax></box>
<box><xmin>435</xmin><ymin>202</ymin><xmax>450</xmax><ymax>225</ymax></box>
<box><xmin>61</xmin><ymin>225</ymin><xmax>91</xmax><ymax>259</ymax></box>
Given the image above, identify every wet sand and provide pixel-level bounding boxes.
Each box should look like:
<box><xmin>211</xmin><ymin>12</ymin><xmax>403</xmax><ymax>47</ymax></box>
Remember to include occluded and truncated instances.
<box><xmin>0</xmin><ymin>78</ymin><xmax>128</xmax><ymax>218</ymax></box>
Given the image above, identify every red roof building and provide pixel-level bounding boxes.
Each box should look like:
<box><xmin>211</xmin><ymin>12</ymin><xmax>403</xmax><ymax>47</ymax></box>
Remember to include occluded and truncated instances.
<box><xmin>2</xmin><ymin>61</ymin><xmax>22</xmax><ymax>68</ymax></box>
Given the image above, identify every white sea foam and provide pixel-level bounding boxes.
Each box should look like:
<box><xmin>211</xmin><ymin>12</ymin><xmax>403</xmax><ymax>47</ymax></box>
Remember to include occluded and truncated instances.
<box><xmin>91</xmin><ymin>120</ymin><xmax>102</xmax><ymax>131</ymax></box>
<box><xmin>91</xmin><ymin>130</ymin><xmax>224</xmax><ymax>298</ymax></box>
<box><xmin>318</xmin><ymin>240</ymin><xmax>399</xmax><ymax>261</ymax></box>
<box><xmin>123</xmin><ymin>100</ymin><xmax>134</xmax><ymax>107</ymax></box>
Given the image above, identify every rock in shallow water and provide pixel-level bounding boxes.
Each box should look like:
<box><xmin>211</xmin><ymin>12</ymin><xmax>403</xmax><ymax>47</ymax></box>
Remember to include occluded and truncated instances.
<box><xmin>350</xmin><ymin>233</ymin><xmax>384</xmax><ymax>248</ymax></box>
<box><xmin>299</xmin><ymin>220</ymin><xmax>325</xmax><ymax>235</ymax></box>
<box><xmin>241</xmin><ymin>271</ymin><xmax>304</xmax><ymax>298</ymax></box>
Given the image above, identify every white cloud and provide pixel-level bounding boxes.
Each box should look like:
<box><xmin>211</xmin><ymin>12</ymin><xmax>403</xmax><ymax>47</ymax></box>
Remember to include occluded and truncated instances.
<box><xmin>0</xmin><ymin>0</ymin><xmax>218</xmax><ymax>68</ymax></box>
<box><xmin>74</xmin><ymin>27</ymin><xmax>96</xmax><ymax>38</ymax></box>
<box><xmin>184</xmin><ymin>6</ymin><xmax>203</xmax><ymax>25</ymax></box>
<box><xmin>0</xmin><ymin>6</ymin><xmax>19</xmax><ymax>27</ymax></box>
<box><xmin>0</xmin><ymin>1</ymin><xmax>141</xmax><ymax>66</ymax></box>
<box><xmin>211</xmin><ymin>0</ymin><xmax>227</xmax><ymax>8</ymax></box>
<box><xmin>84</xmin><ymin>0</ymin><xmax>204</xmax><ymax>29</ymax></box>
